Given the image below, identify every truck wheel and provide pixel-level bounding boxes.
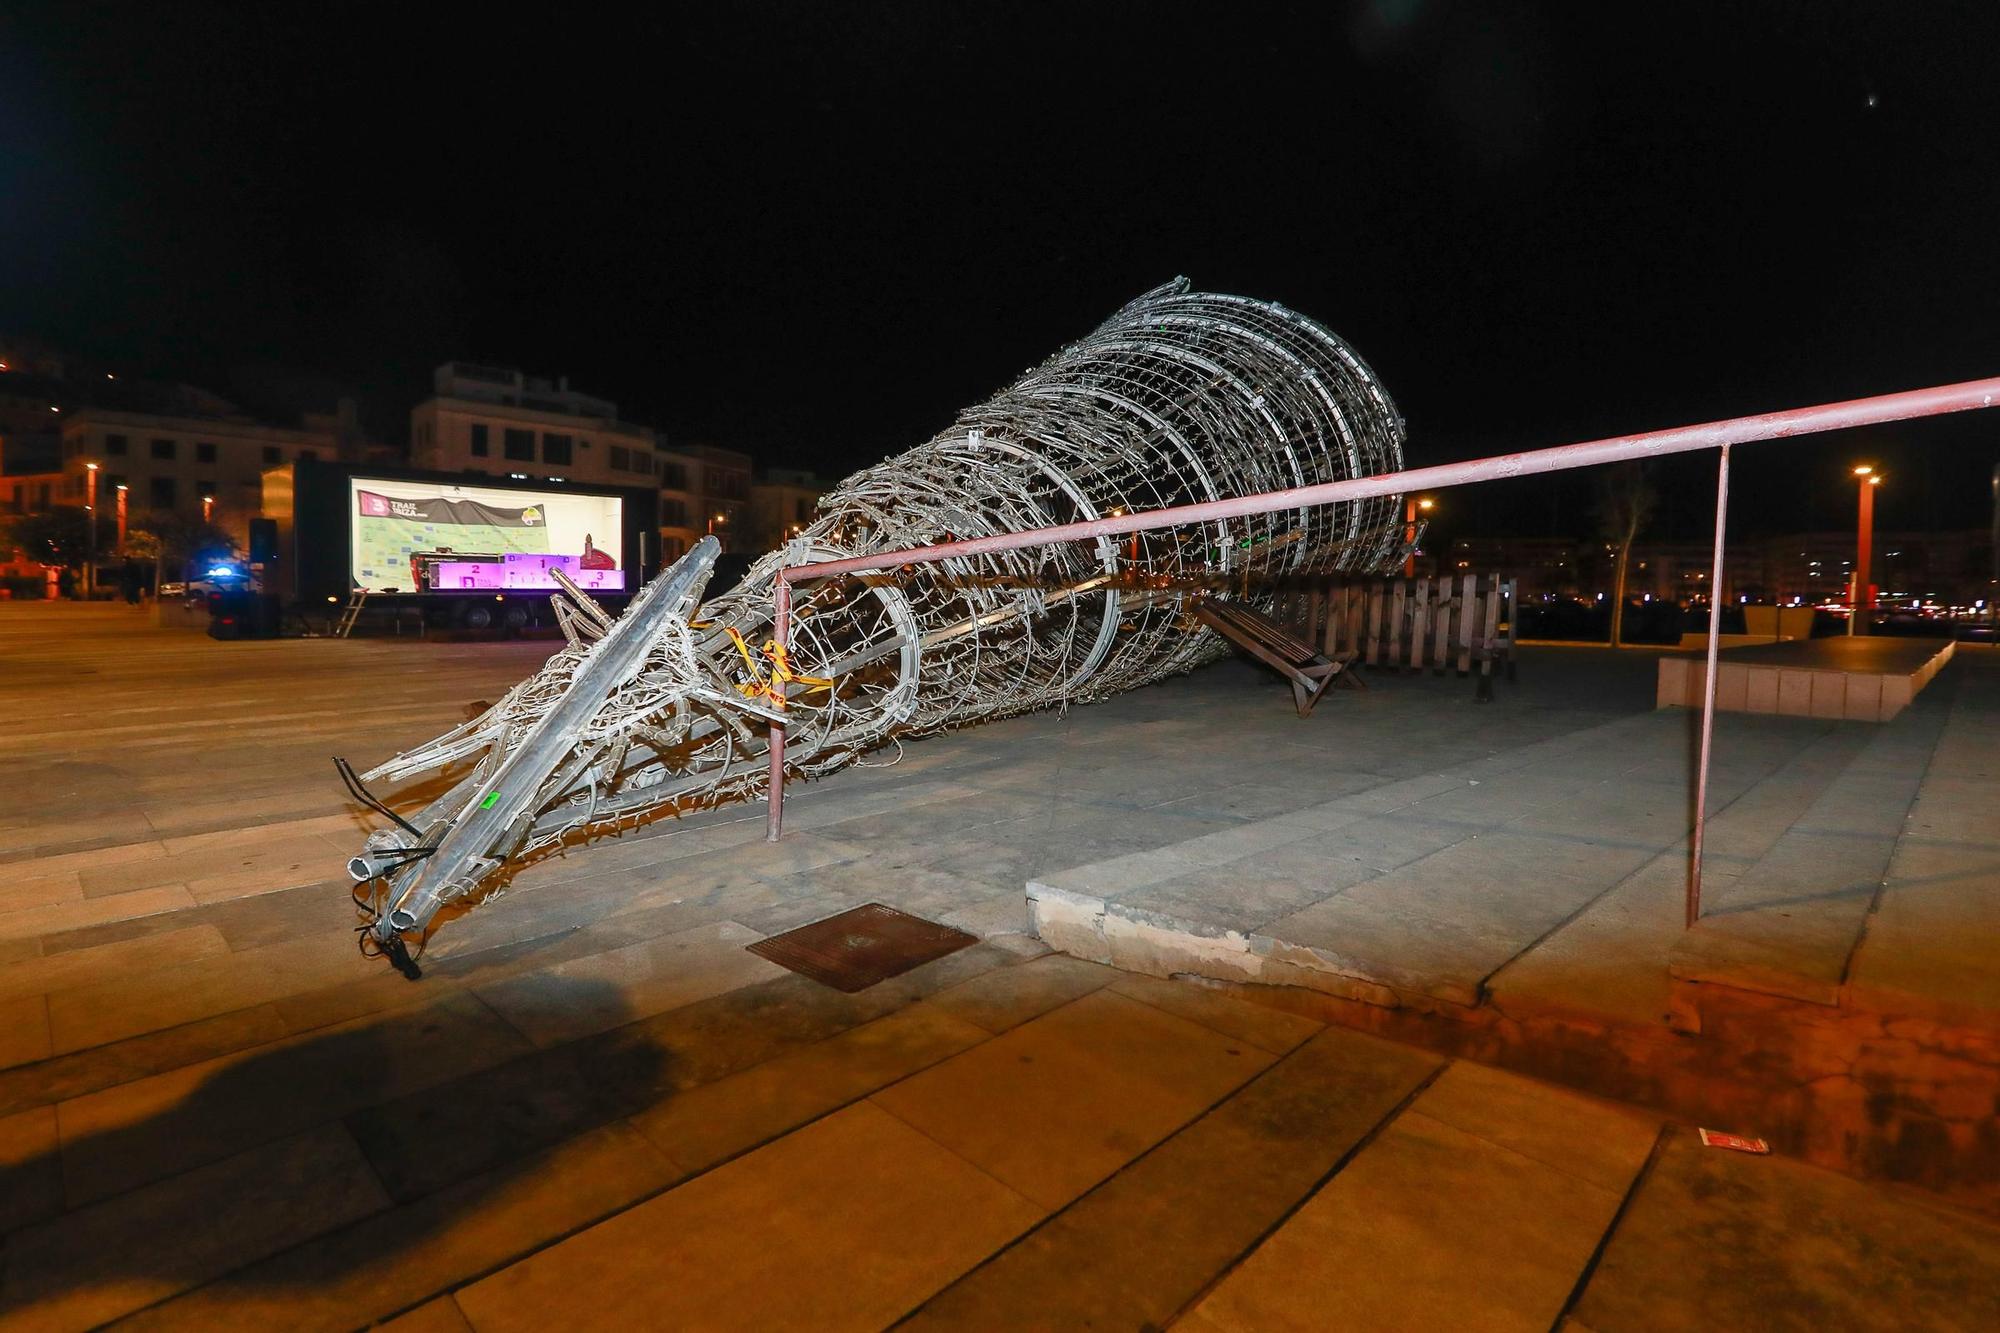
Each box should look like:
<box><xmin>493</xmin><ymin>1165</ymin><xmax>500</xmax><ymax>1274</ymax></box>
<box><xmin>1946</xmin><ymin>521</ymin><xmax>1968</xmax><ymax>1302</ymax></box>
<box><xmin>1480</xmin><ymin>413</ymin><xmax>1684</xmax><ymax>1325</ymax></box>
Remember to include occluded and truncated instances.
<box><xmin>461</xmin><ymin>604</ymin><xmax>493</xmax><ymax>630</ymax></box>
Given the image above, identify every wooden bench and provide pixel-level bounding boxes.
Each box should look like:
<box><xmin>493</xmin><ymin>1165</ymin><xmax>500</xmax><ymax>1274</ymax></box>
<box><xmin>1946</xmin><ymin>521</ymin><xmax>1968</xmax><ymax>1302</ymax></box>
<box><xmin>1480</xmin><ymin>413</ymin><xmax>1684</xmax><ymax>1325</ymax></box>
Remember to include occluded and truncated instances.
<box><xmin>1193</xmin><ymin>597</ymin><xmax>1361</xmax><ymax>717</ymax></box>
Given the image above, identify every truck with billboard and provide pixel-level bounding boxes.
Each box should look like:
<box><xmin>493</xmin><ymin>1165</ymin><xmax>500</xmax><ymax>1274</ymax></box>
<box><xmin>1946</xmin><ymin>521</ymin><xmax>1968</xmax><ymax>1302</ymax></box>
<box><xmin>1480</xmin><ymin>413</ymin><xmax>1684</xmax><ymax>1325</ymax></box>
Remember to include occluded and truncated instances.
<box><xmin>259</xmin><ymin>460</ymin><xmax>660</xmax><ymax>630</ymax></box>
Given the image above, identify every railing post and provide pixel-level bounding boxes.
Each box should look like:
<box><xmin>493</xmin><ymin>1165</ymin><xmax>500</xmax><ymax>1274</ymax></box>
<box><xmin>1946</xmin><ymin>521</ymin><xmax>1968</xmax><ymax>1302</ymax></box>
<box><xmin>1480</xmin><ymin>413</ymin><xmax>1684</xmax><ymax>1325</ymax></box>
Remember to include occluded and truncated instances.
<box><xmin>1688</xmin><ymin>444</ymin><xmax>1731</xmax><ymax>927</ymax></box>
<box><xmin>766</xmin><ymin>571</ymin><xmax>790</xmax><ymax>843</ymax></box>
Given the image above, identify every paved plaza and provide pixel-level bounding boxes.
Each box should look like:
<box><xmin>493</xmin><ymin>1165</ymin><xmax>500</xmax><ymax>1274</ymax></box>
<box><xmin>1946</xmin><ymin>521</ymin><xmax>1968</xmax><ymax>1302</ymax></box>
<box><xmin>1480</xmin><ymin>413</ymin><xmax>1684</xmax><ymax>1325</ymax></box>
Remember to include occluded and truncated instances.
<box><xmin>2</xmin><ymin>603</ymin><xmax>1996</xmax><ymax>1329</ymax></box>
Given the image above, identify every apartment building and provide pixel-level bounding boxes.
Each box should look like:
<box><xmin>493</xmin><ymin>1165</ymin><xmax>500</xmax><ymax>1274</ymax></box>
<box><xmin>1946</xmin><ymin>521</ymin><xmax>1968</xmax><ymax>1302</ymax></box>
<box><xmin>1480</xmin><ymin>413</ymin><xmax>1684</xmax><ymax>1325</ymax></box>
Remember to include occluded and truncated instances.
<box><xmin>58</xmin><ymin>407</ymin><xmax>336</xmax><ymax>544</ymax></box>
<box><xmin>659</xmin><ymin>443</ymin><xmax>755</xmax><ymax>557</ymax></box>
<box><xmin>749</xmin><ymin>469</ymin><xmax>828</xmax><ymax>550</ymax></box>
<box><xmin>408</xmin><ymin>363</ymin><xmax>663</xmax><ymax>491</ymax></box>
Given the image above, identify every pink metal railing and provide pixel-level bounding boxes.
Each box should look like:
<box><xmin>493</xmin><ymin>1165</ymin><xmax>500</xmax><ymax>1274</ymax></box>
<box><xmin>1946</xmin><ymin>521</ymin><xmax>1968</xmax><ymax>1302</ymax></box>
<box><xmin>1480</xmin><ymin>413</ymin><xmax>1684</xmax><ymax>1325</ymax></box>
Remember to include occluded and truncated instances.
<box><xmin>766</xmin><ymin>374</ymin><xmax>2000</xmax><ymax>925</ymax></box>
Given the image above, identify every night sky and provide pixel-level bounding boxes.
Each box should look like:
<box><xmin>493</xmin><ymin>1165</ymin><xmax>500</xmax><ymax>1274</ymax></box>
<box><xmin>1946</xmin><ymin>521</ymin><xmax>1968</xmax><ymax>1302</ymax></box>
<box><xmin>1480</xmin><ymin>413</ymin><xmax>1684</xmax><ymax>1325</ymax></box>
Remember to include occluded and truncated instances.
<box><xmin>5</xmin><ymin>2</ymin><xmax>1998</xmax><ymax>541</ymax></box>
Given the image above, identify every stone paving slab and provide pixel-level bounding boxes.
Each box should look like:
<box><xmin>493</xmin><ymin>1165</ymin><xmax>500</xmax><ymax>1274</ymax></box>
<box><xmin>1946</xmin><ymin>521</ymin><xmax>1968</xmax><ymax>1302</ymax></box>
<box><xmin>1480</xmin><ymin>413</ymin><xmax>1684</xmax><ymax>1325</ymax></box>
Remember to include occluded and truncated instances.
<box><xmin>900</xmin><ymin>1025</ymin><xmax>1440</xmax><ymax>1331</ymax></box>
<box><xmin>454</xmin><ymin>1102</ymin><xmax>1043</xmax><ymax>1333</ymax></box>
<box><xmin>470</xmin><ymin>920</ymin><xmax>786</xmax><ymax>1047</ymax></box>
<box><xmin>0</xmin><ymin>1124</ymin><xmax>389</xmax><ymax>1331</ymax></box>
<box><xmin>871</xmin><ymin>987</ymin><xmax>1277</xmax><ymax>1210</ymax></box>
<box><xmin>1180</xmin><ymin>1062</ymin><xmax>1658</xmax><ymax>1333</ymax></box>
<box><xmin>53</xmin><ymin>989</ymin><xmax>532</xmax><ymax>1206</ymax></box>
<box><xmin>1569</xmin><ymin>1125</ymin><xmax>2000</xmax><ymax>1333</ymax></box>
<box><xmin>1844</xmin><ymin>661</ymin><xmax>2000</xmax><ymax>1027</ymax></box>
<box><xmin>1490</xmin><ymin>725</ymin><xmax>1880</xmax><ymax>1026</ymax></box>
<box><xmin>118</xmin><ymin>1122</ymin><xmax>682</xmax><ymax>1333</ymax></box>
<box><xmin>1671</xmin><ymin>666</ymin><xmax>1953</xmax><ymax>1008</ymax></box>
<box><xmin>627</xmin><ymin>1002</ymin><xmax>992</xmax><ymax>1176</ymax></box>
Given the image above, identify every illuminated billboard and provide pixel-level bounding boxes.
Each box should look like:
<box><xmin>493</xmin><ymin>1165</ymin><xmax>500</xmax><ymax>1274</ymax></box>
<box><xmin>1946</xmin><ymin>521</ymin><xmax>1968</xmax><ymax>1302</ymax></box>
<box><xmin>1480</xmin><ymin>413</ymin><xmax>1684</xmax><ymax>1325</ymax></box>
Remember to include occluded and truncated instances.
<box><xmin>348</xmin><ymin>477</ymin><xmax>626</xmax><ymax>594</ymax></box>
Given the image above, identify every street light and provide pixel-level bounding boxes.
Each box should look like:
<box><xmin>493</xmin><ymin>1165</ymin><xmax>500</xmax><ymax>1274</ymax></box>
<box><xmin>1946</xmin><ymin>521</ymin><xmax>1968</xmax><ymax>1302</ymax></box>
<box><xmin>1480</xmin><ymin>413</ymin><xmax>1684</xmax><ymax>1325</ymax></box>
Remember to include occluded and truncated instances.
<box><xmin>116</xmin><ymin>484</ymin><xmax>128</xmax><ymax>548</ymax></box>
<box><xmin>1108</xmin><ymin>506</ymin><xmax>1138</xmax><ymax>562</ymax></box>
<box><xmin>1849</xmin><ymin>465</ymin><xmax>1882</xmax><ymax>636</ymax></box>
<box><xmin>1403</xmin><ymin>496</ymin><xmax>1434</xmax><ymax>577</ymax></box>
<box><xmin>84</xmin><ymin>462</ymin><xmax>99</xmax><ymax>598</ymax></box>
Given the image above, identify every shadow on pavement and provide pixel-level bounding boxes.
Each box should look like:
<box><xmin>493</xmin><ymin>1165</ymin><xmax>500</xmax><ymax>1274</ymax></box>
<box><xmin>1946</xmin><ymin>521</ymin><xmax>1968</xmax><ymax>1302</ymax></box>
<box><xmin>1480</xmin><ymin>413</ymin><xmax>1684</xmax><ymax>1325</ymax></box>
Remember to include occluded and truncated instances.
<box><xmin>0</xmin><ymin>972</ymin><xmax>674</xmax><ymax>1321</ymax></box>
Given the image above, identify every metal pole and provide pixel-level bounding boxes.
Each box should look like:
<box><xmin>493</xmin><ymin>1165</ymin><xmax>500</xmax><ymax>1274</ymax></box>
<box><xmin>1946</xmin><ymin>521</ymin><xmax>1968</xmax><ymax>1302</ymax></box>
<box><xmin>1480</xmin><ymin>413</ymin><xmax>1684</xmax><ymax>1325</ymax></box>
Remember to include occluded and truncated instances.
<box><xmin>784</xmin><ymin>376</ymin><xmax>2000</xmax><ymax>584</ymax></box>
<box><xmin>1855</xmin><ymin>475</ymin><xmax>1875</xmax><ymax>635</ymax></box>
<box><xmin>85</xmin><ymin>464</ymin><xmax>97</xmax><ymax>598</ymax></box>
<box><xmin>1688</xmin><ymin>444</ymin><xmax>1731</xmax><ymax>928</ymax></box>
<box><xmin>766</xmin><ymin>572</ymin><xmax>790</xmax><ymax>842</ymax></box>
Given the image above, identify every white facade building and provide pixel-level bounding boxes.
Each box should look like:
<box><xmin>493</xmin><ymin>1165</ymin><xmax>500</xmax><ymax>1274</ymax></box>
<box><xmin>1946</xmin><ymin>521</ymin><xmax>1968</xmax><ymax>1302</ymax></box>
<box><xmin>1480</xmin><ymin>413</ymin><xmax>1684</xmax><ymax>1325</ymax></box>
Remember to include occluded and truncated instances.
<box><xmin>409</xmin><ymin>363</ymin><xmax>663</xmax><ymax>491</ymax></box>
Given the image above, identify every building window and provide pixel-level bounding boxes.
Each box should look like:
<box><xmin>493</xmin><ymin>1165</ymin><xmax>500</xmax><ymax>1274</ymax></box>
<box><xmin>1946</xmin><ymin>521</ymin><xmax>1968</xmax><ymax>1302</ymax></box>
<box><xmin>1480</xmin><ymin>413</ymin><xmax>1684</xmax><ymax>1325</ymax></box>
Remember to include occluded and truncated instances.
<box><xmin>660</xmin><ymin>498</ymin><xmax>688</xmax><ymax>527</ymax></box>
<box><xmin>105</xmin><ymin>434</ymin><xmax>128</xmax><ymax>456</ymax></box>
<box><xmin>297</xmin><ymin>449</ymin><xmax>317</xmax><ymax>462</ymax></box>
<box><xmin>151</xmin><ymin>437</ymin><xmax>176</xmax><ymax>460</ymax></box>
<box><xmin>542</xmin><ymin>433</ymin><xmax>573</xmax><ymax>465</ymax></box>
<box><xmin>196</xmin><ymin>442</ymin><xmax>216</xmax><ymax>463</ymax></box>
<box><xmin>504</xmin><ymin>428</ymin><xmax>535</xmax><ymax>461</ymax></box>
<box><xmin>470</xmin><ymin>424</ymin><xmax>489</xmax><ymax>457</ymax></box>
<box><xmin>660</xmin><ymin>462</ymin><xmax>687</xmax><ymax>489</ymax></box>
<box><xmin>263</xmin><ymin>446</ymin><xmax>281</xmax><ymax>464</ymax></box>
<box><xmin>609</xmin><ymin>445</ymin><xmax>631</xmax><ymax>471</ymax></box>
<box><xmin>149</xmin><ymin>477</ymin><xmax>176</xmax><ymax>508</ymax></box>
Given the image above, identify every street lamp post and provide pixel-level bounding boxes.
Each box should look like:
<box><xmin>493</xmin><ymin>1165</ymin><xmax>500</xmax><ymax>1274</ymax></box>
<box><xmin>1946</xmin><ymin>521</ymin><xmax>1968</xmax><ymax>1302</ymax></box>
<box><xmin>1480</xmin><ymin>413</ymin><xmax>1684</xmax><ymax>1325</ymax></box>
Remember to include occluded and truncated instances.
<box><xmin>116</xmin><ymin>484</ymin><xmax>128</xmax><ymax>548</ymax></box>
<box><xmin>84</xmin><ymin>462</ymin><xmax>99</xmax><ymax>599</ymax></box>
<box><xmin>1850</xmin><ymin>465</ymin><xmax>1881</xmax><ymax>636</ymax></box>
<box><xmin>1403</xmin><ymin>496</ymin><xmax>1433</xmax><ymax>577</ymax></box>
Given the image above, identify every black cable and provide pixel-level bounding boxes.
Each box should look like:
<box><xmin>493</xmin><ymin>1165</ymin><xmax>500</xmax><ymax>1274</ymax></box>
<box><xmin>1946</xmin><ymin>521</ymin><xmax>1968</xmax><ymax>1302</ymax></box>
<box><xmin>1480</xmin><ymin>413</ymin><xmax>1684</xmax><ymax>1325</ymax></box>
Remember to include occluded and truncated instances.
<box><xmin>333</xmin><ymin>755</ymin><xmax>423</xmax><ymax>840</ymax></box>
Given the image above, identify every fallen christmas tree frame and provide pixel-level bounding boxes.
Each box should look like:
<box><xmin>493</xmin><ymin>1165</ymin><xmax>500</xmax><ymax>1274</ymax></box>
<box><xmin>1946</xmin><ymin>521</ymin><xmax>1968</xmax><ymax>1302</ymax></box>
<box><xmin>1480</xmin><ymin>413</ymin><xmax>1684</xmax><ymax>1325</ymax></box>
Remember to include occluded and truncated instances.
<box><xmin>342</xmin><ymin>278</ymin><xmax>1413</xmax><ymax>975</ymax></box>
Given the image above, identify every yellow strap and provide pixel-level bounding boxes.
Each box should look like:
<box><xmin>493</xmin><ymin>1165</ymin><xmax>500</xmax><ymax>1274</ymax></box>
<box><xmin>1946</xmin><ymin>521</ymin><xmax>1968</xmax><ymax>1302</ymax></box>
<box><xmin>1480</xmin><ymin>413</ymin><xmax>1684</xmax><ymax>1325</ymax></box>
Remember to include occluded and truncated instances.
<box><xmin>763</xmin><ymin>642</ymin><xmax>834</xmax><ymax>695</ymax></box>
<box><xmin>712</xmin><ymin>626</ymin><xmax>833</xmax><ymax>705</ymax></box>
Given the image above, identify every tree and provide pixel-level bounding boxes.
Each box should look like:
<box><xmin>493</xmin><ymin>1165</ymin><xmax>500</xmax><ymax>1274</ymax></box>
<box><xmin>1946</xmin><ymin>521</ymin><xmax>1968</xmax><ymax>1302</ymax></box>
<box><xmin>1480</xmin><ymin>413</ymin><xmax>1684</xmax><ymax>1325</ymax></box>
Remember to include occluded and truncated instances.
<box><xmin>1</xmin><ymin>506</ymin><xmax>91</xmax><ymax>566</ymax></box>
<box><xmin>1594</xmin><ymin>462</ymin><xmax>1657</xmax><ymax>649</ymax></box>
<box><xmin>126</xmin><ymin>511</ymin><xmax>237</xmax><ymax>591</ymax></box>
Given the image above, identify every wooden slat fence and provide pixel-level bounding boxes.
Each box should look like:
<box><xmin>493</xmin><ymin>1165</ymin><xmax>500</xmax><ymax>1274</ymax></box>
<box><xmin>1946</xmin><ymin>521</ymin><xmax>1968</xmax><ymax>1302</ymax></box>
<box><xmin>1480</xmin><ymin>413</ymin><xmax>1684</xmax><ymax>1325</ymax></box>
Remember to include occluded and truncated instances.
<box><xmin>1268</xmin><ymin>573</ymin><xmax>1518</xmax><ymax>700</ymax></box>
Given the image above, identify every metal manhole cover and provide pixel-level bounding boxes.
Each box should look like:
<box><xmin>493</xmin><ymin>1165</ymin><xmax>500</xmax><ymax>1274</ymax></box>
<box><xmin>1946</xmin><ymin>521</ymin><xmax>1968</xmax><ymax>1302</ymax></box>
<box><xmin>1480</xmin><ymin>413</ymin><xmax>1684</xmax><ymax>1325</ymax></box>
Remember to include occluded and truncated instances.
<box><xmin>746</xmin><ymin>902</ymin><xmax>977</xmax><ymax>992</ymax></box>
